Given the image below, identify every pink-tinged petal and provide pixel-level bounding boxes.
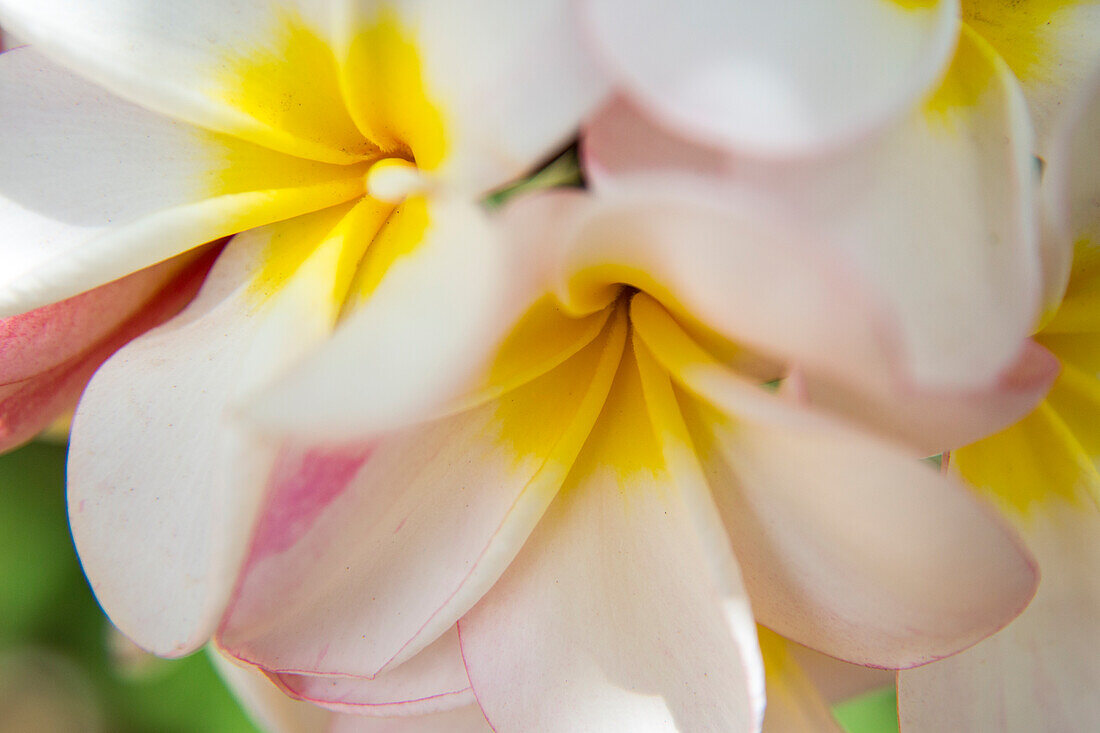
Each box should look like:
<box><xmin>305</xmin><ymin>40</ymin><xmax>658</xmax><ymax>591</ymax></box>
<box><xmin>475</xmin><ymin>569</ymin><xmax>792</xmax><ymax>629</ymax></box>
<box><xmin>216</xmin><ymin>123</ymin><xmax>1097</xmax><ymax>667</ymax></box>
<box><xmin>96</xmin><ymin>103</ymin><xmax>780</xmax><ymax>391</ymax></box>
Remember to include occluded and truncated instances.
<box><xmin>548</xmin><ymin>185</ymin><xmax>899</xmax><ymax>391</ymax></box>
<box><xmin>0</xmin><ymin>255</ymin><xmax>192</xmax><ymax>385</ymax></box>
<box><xmin>1040</xmin><ymin>62</ymin><xmax>1100</xmax><ymax>328</ymax></box>
<box><xmin>586</xmin><ymin>27</ymin><xmax>1041</xmax><ymax>390</ymax></box>
<box><xmin>273</xmin><ymin>627</ymin><xmax>473</xmax><ymax>716</ymax></box>
<box><xmin>329</xmin><ymin>706</ymin><xmax>492</xmax><ymax>733</ymax></box>
<box><xmin>458</xmin><ymin>339</ymin><xmax>763</xmax><ymax>733</ymax></box>
<box><xmin>210</xmin><ymin>648</ymin><xmax>332</xmax><ymax>733</ymax></box>
<box><xmin>899</xmin><ymin>382</ymin><xmax>1100</xmax><ymax>731</ymax></box>
<box><xmin>962</xmin><ymin>0</ymin><xmax>1100</xmax><ymax>152</ymax></box>
<box><xmin>219</xmin><ymin>311</ymin><xmax>628</xmax><ymax>678</ymax></box>
<box><xmin>69</xmin><ymin>205</ymin><xmax>367</xmax><ymax>657</ymax></box>
<box><xmin>632</xmin><ymin>294</ymin><xmax>1039</xmax><ymax>668</ymax></box>
<box><xmin>0</xmin><ymin>47</ymin><xmax>367</xmax><ymax>315</ymax></box>
<box><xmin>581</xmin><ymin>0</ymin><xmax>959</xmax><ymax>156</ymax></box>
<box><xmin>758</xmin><ymin>628</ymin><xmax>843</xmax><ymax>733</ymax></box>
<box><xmin>800</xmin><ymin>339</ymin><xmax>1060</xmax><ymax>455</ymax></box>
<box><xmin>0</xmin><ymin>248</ymin><xmax>216</xmax><ymax>454</ymax></box>
<box><xmin>244</xmin><ymin>197</ymin><xmax>507</xmax><ymax>438</ymax></box>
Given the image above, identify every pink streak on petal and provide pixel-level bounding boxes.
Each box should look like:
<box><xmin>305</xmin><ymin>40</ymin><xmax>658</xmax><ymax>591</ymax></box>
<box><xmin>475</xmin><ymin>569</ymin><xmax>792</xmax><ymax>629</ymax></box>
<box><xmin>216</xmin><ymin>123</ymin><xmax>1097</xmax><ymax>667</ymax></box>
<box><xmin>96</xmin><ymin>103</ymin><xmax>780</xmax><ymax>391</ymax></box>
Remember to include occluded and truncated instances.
<box><xmin>248</xmin><ymin>445</ymin><xmax>375</xmax><ymax>562</ymax></box>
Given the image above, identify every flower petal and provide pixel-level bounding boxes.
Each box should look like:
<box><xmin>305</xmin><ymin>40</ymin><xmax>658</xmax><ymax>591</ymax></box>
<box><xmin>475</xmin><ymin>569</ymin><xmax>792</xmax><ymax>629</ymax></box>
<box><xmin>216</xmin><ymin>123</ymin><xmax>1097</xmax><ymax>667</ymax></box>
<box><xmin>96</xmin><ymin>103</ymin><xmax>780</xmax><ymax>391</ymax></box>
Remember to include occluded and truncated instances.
<box><xmin>0</xmin><ymin>0</ymin><xmax>372</xmax><ymax>161</ymax></box>
<box><xmin>0</xmin><ymin>47</ymin><xmax>367</xmax><ymax>316</ymax></box>
<box><xmin>800</xmin><ymin>338</ymin><xmax>1060</xmax><ymax>455</ymax></box>
<box><xmin>210</xmin><ymin>648</ymin><xmax>332</xmax><ymax>733</ymax></box>
<box><xmin>632</xmin><ymin>293</ymin><xmax>1039</xmax><ymax>668</ymax></box>
<box><xmin>582</xmin><ymin>0</ymin><xmax>959</xmax><ymax>155</ymax></box>
<box><xmin>588</xmin><ymin>26</ymin><xmax>1041</xmax><ymax>389</ymax></box>
<box><xmin>1040</xmin><ymin>62</ymin><xmax>1100</xmax><ymax>327</ymax></box>
<box><xmin>899</xmin><ymin>378</ymin><xmax>1100</xmax><ymax>731</ymax></box>
<box><xmin>243</xmin><ymin>196</ymin><xmax>507</xmax><ymax>438</ymax></box>
<box><xmin>458</xmin><ymin>338</ymin><xmax>763</xmax><ymax>733</ymax></box>
<box><xmin>68</xmin><ymin>205</ymin><xmax>367</xmax><ymax>656</ymax></box>
<box><xmin>962</xmin><ymin>0</ymin><xmax>1100</xmax><ymax>150</ymax></box>
<box><xmin>0</xmin><ymin>249</ymin><xmax>216</xmax><ymax>454</ymax></box>
<box><xmin>0</xmin><ymin>256</ymin><xmax>193</xmax><ymax>385</ymax></box>
<box><xmin>330</xmin><ymin>706</ymin><xmax>492</xmax><ymax>733</ymax></box>
<box><xmin>338</xmin><ymin>0</ymin><xmax>607</xmax><ymax>191</ymax></box>
<box><xmin>274</xmin><ymin>627</ymin><xmax>473</xmax><ymax>716</ymax></box>
<box><xmin>219</xmin><ymin>311</ymin><xmax>628</xmax><ymax>677</ymax></box>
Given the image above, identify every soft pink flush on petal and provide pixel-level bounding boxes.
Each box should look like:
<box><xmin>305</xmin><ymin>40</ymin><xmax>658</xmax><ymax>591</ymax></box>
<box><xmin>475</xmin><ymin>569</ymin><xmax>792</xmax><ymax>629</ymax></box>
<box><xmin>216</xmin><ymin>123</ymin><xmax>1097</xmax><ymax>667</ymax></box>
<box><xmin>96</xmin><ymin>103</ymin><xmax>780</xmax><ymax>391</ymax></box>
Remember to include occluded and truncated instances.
<box><xmin>248</xmin><ymin>444</ymin><xmax>374</xmax><ymax>562</ymax></box>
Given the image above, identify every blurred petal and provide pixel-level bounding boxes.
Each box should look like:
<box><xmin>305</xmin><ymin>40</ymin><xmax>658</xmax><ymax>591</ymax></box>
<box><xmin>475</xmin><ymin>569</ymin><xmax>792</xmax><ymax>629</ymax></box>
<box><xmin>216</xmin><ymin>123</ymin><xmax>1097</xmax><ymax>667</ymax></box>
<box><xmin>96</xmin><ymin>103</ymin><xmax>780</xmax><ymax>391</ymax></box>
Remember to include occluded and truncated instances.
<box><xmin>587</xmin><ymin>27</ymin><xmax>1040</xmax><ymax>389</ymax></box>
<box><xmin>632</xmin><ymin>294</ymin><xmax>1039</xmax><ymax>668</ymax></box>
<box><xmin>963</xmin><ymin>0</ymin><xmax>1100</xmax><ymax>150</ymax></box>
<box><xmin>1040</xmin><ymin>63</ymin><xmax>1100</xmax><ymax>327</ymax></box>
<box><xmin>0</xmin><ymin>250</ymin><xmax>215</xmax><ymax>453</ymax></box>
<box><xmin>550</xmin><ymin>188</ymin><xmax>898</xmax><ymax>389</ymax></box>
<box><xmin>758</xmin><ymin>628</ymin><xmax>843</xmax><ymax>733</ymax></box>
<box><xmin>786</xmin><ymin>644</ymin><xmax>895</xmax><ymax>704</ymax></box>
<box><xmin>0</xmin><ymin>47</ymin><xmax>366</xmax><ymax>315</ymax></box>
<box><xmin>582</xmin><ymin>0</ymin><xmax>959</xmax><ymax>155</ymax></box>
<box><xmin>900</xmin><ymin>375</ymin><xmax>1100</xmax><ymax>731</ymax></box>
<box><xmin>274</xmin><ymin>627</ymin><xmax>473</xmax><ymax>716</ymax></box>
<box><xmin>210</xmin><ymin>648</ymin><xmax>332</xmax><ymax>733</ymax></box>
<box><xmin>220</xmin><ymin>312</ymin><xmax>627</xmax><ymax>677</ymax></box>
<box><xmin>330</xmin><ymin>706</ymin><xmax>492</xmax><ymax>733</ymax></box>
<box><xmin>459</xmin><ymin>340</ymin><xmax>763</xmax><ymax>733</ymax></box>
<box><xmin>244</xmin><ymin>197</ymin><xmax>507</xmax><ymax>438</ymax></box>
<box><xmin>69</xmin><ymin>205</ymin><xmax>367</xmax><ymax>656</ymax></box>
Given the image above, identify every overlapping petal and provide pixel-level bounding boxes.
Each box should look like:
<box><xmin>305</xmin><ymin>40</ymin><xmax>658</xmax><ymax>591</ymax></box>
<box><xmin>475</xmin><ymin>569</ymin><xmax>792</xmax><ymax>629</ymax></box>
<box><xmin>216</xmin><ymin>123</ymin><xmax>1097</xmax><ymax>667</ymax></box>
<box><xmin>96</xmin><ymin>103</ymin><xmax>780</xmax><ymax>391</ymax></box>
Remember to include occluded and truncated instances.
<box><xmin>581</xmin><ymin>0</ymin><xmax>959</xmax><ymax>155</ymax></box>
<box><xmin>68</xmin><ymin>205</ymin><xmax>369</xmax><ymax>656</ymax></box>
<box><xmin>586</xmin><ymin>25</ymin><xmax>1041</xmax><ymax>390</ymax></box>
<box><xmin>458</xmin><ymin>341</ymin><xmax>763</xmax><ymax>733</ymax></box>
<box><xmin>632</xmin><ymin>293</ymin><xmax>1039</xmax><ymax>668</ymax></box>
<box><xmin>0</xmin><ymin>47</ymin><xmax>367</xmax><ymax>316</ymax></box>
<box><xmin>219</xmin><ymin>311</ymin><xmax>627</xmax><ymax>677</ymax></box>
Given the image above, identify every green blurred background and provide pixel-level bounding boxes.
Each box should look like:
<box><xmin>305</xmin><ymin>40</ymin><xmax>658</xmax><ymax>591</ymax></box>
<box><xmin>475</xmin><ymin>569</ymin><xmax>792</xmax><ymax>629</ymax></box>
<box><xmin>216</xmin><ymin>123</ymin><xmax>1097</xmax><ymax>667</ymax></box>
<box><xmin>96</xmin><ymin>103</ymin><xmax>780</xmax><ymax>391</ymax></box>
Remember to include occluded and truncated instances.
<box><xmin>0</xmin><ymin>441</ymin><xmax>898</xmax><ymax>732</ymax></box>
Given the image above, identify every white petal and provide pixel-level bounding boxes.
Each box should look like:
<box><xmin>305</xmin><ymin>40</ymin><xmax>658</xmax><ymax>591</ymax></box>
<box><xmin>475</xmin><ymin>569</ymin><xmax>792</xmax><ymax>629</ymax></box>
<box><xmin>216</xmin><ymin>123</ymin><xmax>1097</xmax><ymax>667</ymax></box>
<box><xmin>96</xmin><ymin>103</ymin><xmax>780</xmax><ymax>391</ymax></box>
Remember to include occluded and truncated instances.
<box><xmin>219</xmin><ymin>313</ymin><xmax>627</xmax><ymax>678</ymax></box>
<box><xmin>459</xmin><ymin>339</ymin><xmax>763</xmax><ymax>732</ymax></box>
<box><xmin>330</xmin><ymin>706</ymin><xmax>492</xmax><ymax>733</ymax></box>
<box><xmin>0</xmin><ymin>0</ymin><xmax>369</xmax><ymax>161</ymax></box>
<box><xmin>0</xmin><ymin>47</ymin><xmax>366</xmax><ymax>316</ymax></box>
<box><xmin>274</xmin><ymin>627</ymin><xmax>474</xmax><ymax>716</ymax></box>
<box><xmin>68</xmin><ymin>205</ymin><xmax>364</xmax><ymax>656</ymax></box>
<box><xmin>244</xmin><ymin>196</ymin><xmax>507</xmax><ymax>438</ymax></box>
<box><xmin>582</xmin><ymin>0</ymin><xmax>959</xmax><ymax>155</ymax></box>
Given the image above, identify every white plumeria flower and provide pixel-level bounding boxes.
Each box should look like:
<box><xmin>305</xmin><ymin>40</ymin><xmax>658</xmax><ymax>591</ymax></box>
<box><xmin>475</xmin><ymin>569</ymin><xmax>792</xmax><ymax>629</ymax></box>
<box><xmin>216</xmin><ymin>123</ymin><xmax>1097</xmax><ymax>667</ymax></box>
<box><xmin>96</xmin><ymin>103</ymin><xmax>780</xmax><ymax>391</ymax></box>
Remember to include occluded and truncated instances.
<box><xmin>182</xmin><ymin>183</ymin><xmax>1038</xmax><ymax>732</ymax></box>
<box><xmin>0</xmin><ymin>0</ymin><xmax>606</xmax><ymax>657</ymax></box>
<box><xmin>580</xmin><ymin>0</ymin><xmax>1100</xmax><ymax>397</ymax></box>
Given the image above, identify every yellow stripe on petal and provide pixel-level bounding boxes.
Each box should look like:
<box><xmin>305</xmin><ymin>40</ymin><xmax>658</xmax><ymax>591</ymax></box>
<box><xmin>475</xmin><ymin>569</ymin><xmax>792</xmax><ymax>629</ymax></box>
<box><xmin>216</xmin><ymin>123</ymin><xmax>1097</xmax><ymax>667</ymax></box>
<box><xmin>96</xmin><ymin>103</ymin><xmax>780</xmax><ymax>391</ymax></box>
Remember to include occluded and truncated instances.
<box><xmin>249</xmin><ymin>198</ymin><xmax>390</xmax><ymax>317</ymax></box>
<box><xmin>343</xmin><ymin>9</ymin><xmax>447</xmax><ymax>170</ymax></box>
<box><xmin>218</xmin><ymin>14</ymin><xmax>375</xmax><ymax>163</ymax></box>
<box><xmin>342</xmin><ymin>194</ymin><xmax>428</xmax><ymax>311</ymax></box>
<box><xmin>954</xmin><ymin>385</ymin><xmax>1100</xmax><ymax>519</ymax></box>
<box><xmin>923</xmin><ymin>25</ymin><xmax>1000</xmax><ymax>124</ymax></box>
<box><xmin>962</xmin><ymin>0</ymin><xmax>1081</xmax><ymax>84</ymax></box>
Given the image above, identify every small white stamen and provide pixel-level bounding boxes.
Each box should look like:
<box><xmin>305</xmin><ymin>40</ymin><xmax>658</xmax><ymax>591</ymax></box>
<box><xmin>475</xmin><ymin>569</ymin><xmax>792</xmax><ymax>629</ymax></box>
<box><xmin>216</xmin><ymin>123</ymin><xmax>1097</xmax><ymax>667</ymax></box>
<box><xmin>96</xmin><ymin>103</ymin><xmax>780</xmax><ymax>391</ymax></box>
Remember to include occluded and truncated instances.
<box><xmin>366</xmin><ymin>158</ymin><xmax>426</xmax><ymax>203</ymax></box>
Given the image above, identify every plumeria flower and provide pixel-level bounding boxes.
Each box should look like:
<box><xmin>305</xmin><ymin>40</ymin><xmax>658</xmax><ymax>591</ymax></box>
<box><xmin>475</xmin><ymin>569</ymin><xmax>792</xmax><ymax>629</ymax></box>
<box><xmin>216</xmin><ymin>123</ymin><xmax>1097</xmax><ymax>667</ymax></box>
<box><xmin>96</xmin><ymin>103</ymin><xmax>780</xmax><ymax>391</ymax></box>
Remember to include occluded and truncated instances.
<box><xmin>132</xmin><ymin>181</ymin><xmax>1038</xmax><ymax>732</ymax></box>
<box><xmin>580</xmin><ymin>0</ymin><xmax>1100</xmax><ymax>404</ymax></box>
<box><xmin>0</xmin><ymin>0</ymin><xmax>604</xmax><ymax>652</ymax></box>
<box><xmin>899</xmin><ymin>63</ymin><xmax>1100</xmax><ymax>733</ymax></box>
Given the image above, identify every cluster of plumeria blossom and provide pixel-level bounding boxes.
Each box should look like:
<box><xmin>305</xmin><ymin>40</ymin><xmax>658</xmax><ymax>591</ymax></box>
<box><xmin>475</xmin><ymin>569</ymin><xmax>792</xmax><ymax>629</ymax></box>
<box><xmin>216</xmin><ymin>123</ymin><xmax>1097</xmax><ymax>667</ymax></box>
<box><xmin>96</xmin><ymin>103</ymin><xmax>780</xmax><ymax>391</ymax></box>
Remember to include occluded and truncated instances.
<box><xmin>0</xmin><ymin>1</ymin><xmax>1098</xmax><ymax>731</ymax></box>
